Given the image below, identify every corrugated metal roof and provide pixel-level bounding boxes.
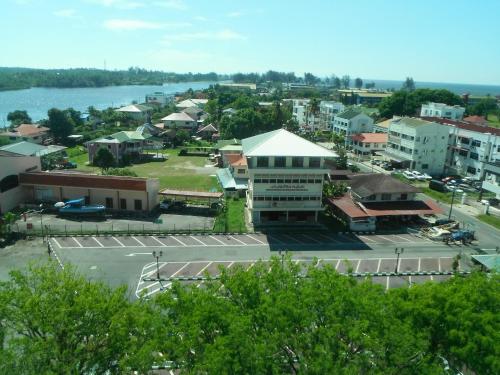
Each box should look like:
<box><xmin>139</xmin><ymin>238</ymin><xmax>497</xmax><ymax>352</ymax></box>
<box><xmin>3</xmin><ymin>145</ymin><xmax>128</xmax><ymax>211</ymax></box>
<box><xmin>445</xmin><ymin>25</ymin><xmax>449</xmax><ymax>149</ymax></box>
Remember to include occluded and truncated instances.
<box><xmin>242</xmin><ymin>129</ymin><xmax>338</xmax><ymax>158</ymax></box>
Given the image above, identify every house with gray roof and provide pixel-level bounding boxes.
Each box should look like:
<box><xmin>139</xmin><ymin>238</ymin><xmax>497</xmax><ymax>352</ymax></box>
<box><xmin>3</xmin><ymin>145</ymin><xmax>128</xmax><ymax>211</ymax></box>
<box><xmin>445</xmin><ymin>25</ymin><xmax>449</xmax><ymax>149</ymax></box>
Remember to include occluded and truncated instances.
<box><xmin>332</xmin><ymin>108</ymin><xmax>374</xmax><ymax>139</ymax></box>
<box><xmin>115</xmin><ymin>104</ymin><xmax>153</xmax><ymax>121</ymax></box>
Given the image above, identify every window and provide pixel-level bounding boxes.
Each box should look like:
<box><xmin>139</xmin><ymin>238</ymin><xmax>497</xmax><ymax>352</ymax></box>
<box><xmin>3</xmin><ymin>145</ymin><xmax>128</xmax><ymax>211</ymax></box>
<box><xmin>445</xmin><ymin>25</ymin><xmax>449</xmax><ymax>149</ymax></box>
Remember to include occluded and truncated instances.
<box><xmin>261</xmin><ymin>178</ymin><xmax>269</xmax><ymax>183</ymax></box>
<box><xmin>276</xmin><ymin>179</ymin><xmax>284</xmax><ymax>184</ymax></box>
<box><xmin>284</xmin><ymin>178</ymin><xmax>292</xmax><ymax>184</ymax></box>
<box><xmin>459</xmin><ymin>149</ymin><xmax>468</xmax><ymax>157</ymax></box>
<box><xmin>0</xmin><ymin>175</ymin><xmax>19</xmax><ymax>193</ymax></box>
<box><xmin>467</xmin><ymin>166</ymin><xmax>477</xmax><ymax>174</ymax></box>
<box><xmin>292</xmin><ymin>157</ymin><xmax>304</xmax><ymax>168</ymax></box>
<box><xmin>472</xmin><ymin>140</ymin><xmax>481</xmax><ymax>147</ymax></box>
<box><xmin>366</xmin><ymin>194</ymin><xmax>376</xmax><ymax>201</ymax></box>
<box><xmin>105</xmin><ymin>197</ymin><xmax>113</xmax><ymax>209</ymax></box>
<box><xmin>292</xmin><ymin>179</ymin><xmax>300</xmax><ymax>183</ymax></box>
<box><xmin>315</xmin><ymin>179</ymin><xmax>322</xmax><ymax>183</ymax></box>
<box><xmin>469</xmin><ymin>152</ymin><xmax>479</xmax><ymax>160</ymax></box>
<box><xmin>254</xmin><ymin>179</ymin><xmax>262</xmax><ymax>183</ymax></box>
<box><xmin>299</xmin><ymin>178</ymin><xmax>307</xmax><ymax>183</ymax></box>
<box><xmin>309</xmin><ymin>157</ymin><xmax>320</xmax><ymax>168</ymax></box>
<box><xmin>400</xmin><ymin>194</ymin><xmax>408</xmax><ymax>201</ymax></box>
<box><xmin>272</xmin><ymin>197</ymin><xmax>279</xmax><ymax>201</ymax></box>
<box><xmin>134</xmin><ymin>199</ymin><xmax>142</xmax><ymax>210</ymax></box>
<box><xmin>257</xmin><ymin>157</ymin><xmax>269</xmax><ymax>168</ymax></box>
<box><xmin>237</xmin><ymin>169</ymin><xmax>245</xmax><ymax>174</ymax></box>
<box><xmin>421</xmin><ymin>164</ymin><xmax>429</xmax><ymax>169</ymax></box>
<box><xmin>120</xmin><ymin>198</ymin><xmax>127</xmax><ymax>210</ymax></box>
<box><xmin>274</xmin><ymin>156</ymin><xmax>286</xmax><ymax>168</ymax></box>
<box><xmin>460</xmin><ymin>137</ymin><xmax>470</xmax><ymax>145</ymax></box>
<box><xmin>269</xmin><ymin>179</ymin><xmax>277</xmax><ymax>184</ymax></box>
<box><xmin>381</xmin><ymin>193</ymin><xmax>391</xmax><ymax>200</ymax></box>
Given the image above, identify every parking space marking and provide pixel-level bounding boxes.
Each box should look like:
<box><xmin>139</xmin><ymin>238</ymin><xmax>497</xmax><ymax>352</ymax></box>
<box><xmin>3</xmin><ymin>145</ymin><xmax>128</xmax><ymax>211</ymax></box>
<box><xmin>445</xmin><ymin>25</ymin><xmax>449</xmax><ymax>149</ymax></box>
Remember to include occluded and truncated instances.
<box><xmin>52</xmin><ymin>237</ymin><xmax>63</xmax><ymax>249</ymax></box>
<box><xmin>376</xmin><ymin>235</ymin><xmax>397</xmax><ymax>243</ymax></box>
<box><xmin>358</xmin><ymin>235</ymin><xmax>376</xmax><ymax>243</ymax></box>
<box><xmin>267</xmin><ymin>234</ymin><xmax>285</xmax><ymax>244</ymax></box>
<box><xmin>355</xmin><ymin>260</ymin><xmax>361</xmax><ymax>273</ymax></box>
<box><xmin>438</xmin><ymin>257</ymin><xmax>441</xmax><ymax>272</ymax></box>
<box><xmin>71</xmin><ymin>237</ymin><xmax>83</xmax><ymax>248</ymax></box>
<box><xmin>150</xmin><ymin>236</ymin><xmax>165</xmax><ymax>246</ymax></box>
<box><xmin>209</xmin><ymin>235</ymin><xmax>226</xmax><ymax>245</ymax></box>
<box><xmin>418</xmin><ymin>258</ymin><xmax>421</xmax><ymax>272</ymax></box>
<box><xmin>196</xmin><ymin>261</ymin><xmax>213</xmax><ymax>276</ymax></box>
<box><xmin>113</xmin><ymin>236</ymin><xmax>125</xmax><ymax>247</ymax></box>
<box><xmin>93</xmin><ymin>237</ymin><xmax>105</xmax><ymax>248</ymax></box>
<box><xmin>170</xmin><ymin>263</ymin><xmax>190</xmax><ymax>278</ymax></box>
<box><xmin>245</xmin><ymin>234</ymin><xmax>266</xmax><ymax>244</ymax></box>
<box><xmin>171</xmin><ymin>236</ymin><xmax>187</xmax><ymax>246</ymax></box>
<box><xmin>132</xmin><ymin>236</ymin><xmax>146</xmax><ymax>247</ymax></box>
<box><xmin>386</xmin><ymin>276</ymin><xmax>390</xmax><ymax>290</ymax></box>
<box><xmin>376</xmin><ymin>258</ymin><xmax>381</xmax><ymax>272</ymax></box>
<box><xmin>229</xmin><ymin>235</ymin><xmax>246</xmax><ymax>245</ymax></box>
<box><xmin>190</xmin><ymin>236</ymin><xmax>207</xmax><ymax>246</ymax></box>
<box><xmin>393</xmin><ymin>234</ymin><xmax>412</xmax><ymax>243</ymax></box>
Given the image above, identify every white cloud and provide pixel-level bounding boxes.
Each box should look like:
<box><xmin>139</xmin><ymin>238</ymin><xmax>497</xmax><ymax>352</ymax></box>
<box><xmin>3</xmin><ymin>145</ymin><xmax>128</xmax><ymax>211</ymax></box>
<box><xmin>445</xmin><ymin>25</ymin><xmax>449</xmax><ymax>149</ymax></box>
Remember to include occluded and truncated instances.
<box><xmin>153</xmin><ymin>0</ymin><xmax>187</xmax><ymax>10</ymax></box>
<box><xmin>227</xmin><ymin>11</ymin><xmax>243</xmax><ymax>18</ymax></box>
<box><xmin>86</xmin><ymin>0</ymin><xmax>144</xmax><ymax>9</ymax></box>
<box><xmin>163</xmin><ymin>29</ymin><xmax>246</xmax><ymax>42</ymax></box>
<box><xmin>53</xmin><ymin>9</ymin><xmax>77</xmax><ymax>18</ymax></box>
<box><xmin>103</xmin><ymin>19</ymin><xmax>163</xmax><ymax>31</ymax></box>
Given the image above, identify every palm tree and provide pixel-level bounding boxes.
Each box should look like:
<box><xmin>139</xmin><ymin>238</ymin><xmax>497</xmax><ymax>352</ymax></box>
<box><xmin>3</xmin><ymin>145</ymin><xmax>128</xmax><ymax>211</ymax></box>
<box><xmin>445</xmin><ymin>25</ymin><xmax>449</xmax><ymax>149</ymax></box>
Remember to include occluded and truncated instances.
<box><xmin>307</xmin><ymin>98</ymin><xmax>320</xmax><ymax>132</ymax></box>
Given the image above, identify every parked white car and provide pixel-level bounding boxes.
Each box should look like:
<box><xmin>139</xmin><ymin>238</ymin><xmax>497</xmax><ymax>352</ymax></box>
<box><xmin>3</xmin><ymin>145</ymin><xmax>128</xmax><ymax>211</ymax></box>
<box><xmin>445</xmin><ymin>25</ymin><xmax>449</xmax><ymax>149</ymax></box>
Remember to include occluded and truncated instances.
<box><xmin>402</xmin><ymin>170</ymin><xmax>416</xmax><ymax>180</ymax></box>
<box><xmin>411</xmin><ymin>171</ymin><xmax>426</xmax><ymax>181</ymax></box>
<box><xmin>421</xmin><ymin>173</ymin><xmax>432</xmax><ymax>180</ymax></box>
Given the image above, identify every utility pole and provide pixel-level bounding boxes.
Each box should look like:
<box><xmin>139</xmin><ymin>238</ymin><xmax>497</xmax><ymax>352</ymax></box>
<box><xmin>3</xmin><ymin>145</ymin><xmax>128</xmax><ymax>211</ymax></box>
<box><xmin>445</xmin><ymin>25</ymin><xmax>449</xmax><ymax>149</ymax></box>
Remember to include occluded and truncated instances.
<box><xmin>394</xmin><ymin>247</ymin><xmax>404</xmax><ymax>273</ymax></box>
<box><xmin>448</xmin><ymin>188</ymin><xmax>457</xmax><ymax>220</ymax></box>
<box><xmin>152</xmin><ymin>250</ymin><xmax>163</xmax><ymax>280</ymax></box>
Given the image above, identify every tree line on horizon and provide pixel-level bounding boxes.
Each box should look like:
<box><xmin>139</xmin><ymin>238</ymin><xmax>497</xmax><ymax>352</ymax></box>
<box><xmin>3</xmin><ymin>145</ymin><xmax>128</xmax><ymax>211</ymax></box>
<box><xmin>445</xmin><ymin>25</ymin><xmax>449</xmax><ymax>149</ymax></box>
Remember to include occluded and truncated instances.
<box><xmin>0</xmin><ymin>261</ymin><xmax>498</xmax><ymax>374</ymax></box>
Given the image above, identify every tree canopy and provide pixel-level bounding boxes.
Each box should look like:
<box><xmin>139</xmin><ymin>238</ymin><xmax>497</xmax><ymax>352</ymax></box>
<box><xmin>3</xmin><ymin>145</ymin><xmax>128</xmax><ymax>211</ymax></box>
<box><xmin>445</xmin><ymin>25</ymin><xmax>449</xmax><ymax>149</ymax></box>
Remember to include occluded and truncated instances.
<box><xmin>93</xmin><ymin>148</ymin><xmax>115</xmax><ymax>170</ymax></box>
<box><xmin>6</xmin><ymin>110</ymin><xmax>32</xmax><ymax>126</ymax></box>
<box><xmin>378</xmin><ymin>88</ymin><xmax>464</xmax><ymax>119</ymax></box>
<box><xmin>46</xmin><ymin>108</ymin><xmax>75</xmax><ymax>142</ymax></box>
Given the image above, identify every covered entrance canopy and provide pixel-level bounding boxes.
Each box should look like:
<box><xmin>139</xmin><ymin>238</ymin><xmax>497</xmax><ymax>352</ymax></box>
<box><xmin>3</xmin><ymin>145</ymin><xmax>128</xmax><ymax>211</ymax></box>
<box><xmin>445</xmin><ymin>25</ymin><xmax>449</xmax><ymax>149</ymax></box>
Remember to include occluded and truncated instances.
<box><xmin>159</xmin><ymin>189</ymin><xmax>223</xmax><ymax>205</ymax></box>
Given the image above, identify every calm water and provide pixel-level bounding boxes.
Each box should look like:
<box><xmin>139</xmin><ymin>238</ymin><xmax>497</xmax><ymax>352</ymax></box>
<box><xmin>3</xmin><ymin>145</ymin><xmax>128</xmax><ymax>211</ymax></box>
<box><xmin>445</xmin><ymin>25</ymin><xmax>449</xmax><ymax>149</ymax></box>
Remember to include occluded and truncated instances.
<box><xmin>0</xmin><ymin>81</ymin><xmax>215</xmax><ymax>126</ymax></box>
<box><xmin>369</xmin><ymin>79</ymin><xmax>500</xmax><ymax>96</ymax></box>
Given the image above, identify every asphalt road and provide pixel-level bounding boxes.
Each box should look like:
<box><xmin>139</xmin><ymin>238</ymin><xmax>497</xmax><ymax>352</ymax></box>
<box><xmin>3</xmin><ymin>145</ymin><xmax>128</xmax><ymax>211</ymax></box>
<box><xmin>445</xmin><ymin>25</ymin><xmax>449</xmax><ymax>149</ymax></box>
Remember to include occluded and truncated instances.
<box><xmin>49</xmin><ymin>232</ymin><xmax>470</xmax><ymax>299</ymax></box>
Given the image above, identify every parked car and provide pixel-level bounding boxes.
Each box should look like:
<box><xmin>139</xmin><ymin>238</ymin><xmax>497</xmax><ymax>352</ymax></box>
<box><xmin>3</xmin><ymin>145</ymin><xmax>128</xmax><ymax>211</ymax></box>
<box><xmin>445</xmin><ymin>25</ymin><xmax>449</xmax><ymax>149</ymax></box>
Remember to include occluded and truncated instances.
<box><xmin>160</xmin><ymin>199</ymin><xmax>173</xmax><ymax>210</ymax></box>
<box><xmin>383</xmin><ymin>164</ymin><xmax>394</xmax><ymax>171</ymax></box>
<box><xmin>481</xmin><ymin>198</ymin><xmax>499</xmax><ymax>206</ymax></box>
<box><xmin>441</xmin><ymin>175</ymin><xmax>461</xmax><ymax>183</ymax></box>
<box><xmin>429</xmin><ymin>179</ymin><xmax>447</xmax><ymax>192</ymax></box>
<box><xmin>421</xmin><ymin>173</ymin><xmax>432</xmax><ymax>180</ymax></box>
<box><xmin>403</xmin><ymin>170</ymin><xmax>416</xmax><ymax>180</ymax></box>
<box><xmin>411</xmin><ymin>171</ymin><xmax>426</xmax><ymax>181</ymax></box>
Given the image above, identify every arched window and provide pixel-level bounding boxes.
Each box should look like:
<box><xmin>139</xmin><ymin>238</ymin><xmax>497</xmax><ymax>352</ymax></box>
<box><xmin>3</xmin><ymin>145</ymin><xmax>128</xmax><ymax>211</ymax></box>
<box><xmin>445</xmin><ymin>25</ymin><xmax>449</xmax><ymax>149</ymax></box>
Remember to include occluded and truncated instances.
<box><xmin>0</xmin><ymin>175</ymin><xmax>19</xmax><ymax>193</ymax></box>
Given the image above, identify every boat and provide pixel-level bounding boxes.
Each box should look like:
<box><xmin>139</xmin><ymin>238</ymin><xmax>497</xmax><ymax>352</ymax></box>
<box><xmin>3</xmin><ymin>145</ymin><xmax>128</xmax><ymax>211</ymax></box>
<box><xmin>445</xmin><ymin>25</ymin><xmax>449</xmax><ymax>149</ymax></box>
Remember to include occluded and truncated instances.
<box><xmin>56</xmin><ymin>198</ymin><xmax>106</xmax><ymax>216</ymax></box>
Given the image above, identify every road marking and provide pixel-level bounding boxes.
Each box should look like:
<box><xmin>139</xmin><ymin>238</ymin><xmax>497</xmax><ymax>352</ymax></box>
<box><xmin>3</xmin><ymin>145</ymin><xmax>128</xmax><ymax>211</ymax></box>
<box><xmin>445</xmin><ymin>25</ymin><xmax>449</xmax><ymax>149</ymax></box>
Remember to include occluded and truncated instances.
<box><xmin>113</xmin><ymin>236</ymin><xmax>125</xmax><ymax>247</ymax></box>
<box><xmin>376</xmin><ymin>235</ymin><xmax>397</xmax><ymax>243</ymax></box>
<box><xmin>386</xmin><ymin>276</ymin><xmax>390</xmax><ymax>290</ymax></box>
<box><xmin>196</xmin><ymin>261</ymin><xmax>212</xmax><ymax>276</ymax></box>
<box><xmin>171</xmin><ymin>236</ymin><xmax>187</xmax><ymax>246</ymax></box>
<box><xmin>93</xmin><ymin>237</ymin><xmax>104</xmax><ymax>248</ymax></box>
<box><xmin>418</xmin><ymin>258</ymin><xmax>421</xmax><ymax>272</ymax></box>
<box><xmin>438</xmin><ymin>257</ymin><xmax>442</xmax><ymax>272</ymax></box>
<box><xmin>70</xmin><ymin>237</ymin><xmax>83</xmax><ymax>248</ymax></box>
<box><xmin>359</xmin><ymin>235</ymin><xmax>376</xmax><ymax>243</ymax></box>
<box><xmin>267</xmin><ymin>234</ymin><xmax>285</xmax><ymax>244</ymax></box>
<box><xmin>355</xmin><ymin>259</ymin><xmax>361</xmax><ymax>273</ymax></box>
<box><xmin>282</xmin><ymin>234</ymin><xmax>304</xmax><ymax>243</ymax></box>
<box><xmin>125</xmin><ymin>252</ymin><xmax>153</xmax><ymax>257</ymax></box>
<box><xmin>227</xmin><ymin>261</ymin><xmax>235</xmax><ymax>269</ymax></box>
<box><xmin>335</xmin><ymin>259</ymin><xmax>340</xmax><ymax>270</ymax></box>
<box><xmin>396</xmin><ymin>257</ymin><xmax>401</xmax><ymax>272</ymax></box>
<box><xmin>141</xmin><ymin>262</ymin><xmax>157</xmax><ymax>272</ymax></box>
<box><xmin>246</xmin><ymin>262</ymin><xmax>255</xmax><ymax>271</ymax></box>
<box><xmin>150</xmin><ymin>236</ymin><xmax>165</xmax><ymax>246</ymax></box>
<box><xmin>245</xmin><ymin>234</ymin><xmax>266</xmax><ymax>244</ymax></box>
<box><xmin>52</xmin><ymin>237</ymin><xmax>63</xmax><ymax>249</ymax></box>
<box><xmin>377</xmin><ymin>258</ymin><xmax>381</xmax><ymax>272</ymax></box>
<box><xmin>209</xmin><ymin>235</ymin><xmax>226</xmax><ymax>245</ymax></box>
<box><xmin>137</xmin><ymin>281</ymin><xmax>159</xmax><ymax>295</ymax></box>
<box><xmin>393</xmin><ymin>235</ymin><xmax>412</xmax><ymax>243</ymax></box>
<box><xmin>408</xmin><ymin>275</ymin><xmax>412</xmax><ymax>286</ymax></box>
<box><xmin>170</xmin><ymin>263</ymin><xmax>190</xmax><ymax>278</ymax></box>
<box><xmin>229</xmin><ymin>235</ymin><xmax>246</xmax><ymax>245</ymax></box>
<box><xmin>132</xmin><ymin>236</ymin><xmax>146</xmax><ymax>247</ymax></box>
<box><xmin>301</xmin><ymin>234</ymin><xmax>322</xmax><ymax>243</ymax></box>
<box><xmin>430</xmin><ymin>275</ymin><xmax>434</xmax><ymax>281</ymax></box>
<box><xmin>190</xmin><ymin>236</ymin><xmax>207</xmax><ymax>246</ymax></box>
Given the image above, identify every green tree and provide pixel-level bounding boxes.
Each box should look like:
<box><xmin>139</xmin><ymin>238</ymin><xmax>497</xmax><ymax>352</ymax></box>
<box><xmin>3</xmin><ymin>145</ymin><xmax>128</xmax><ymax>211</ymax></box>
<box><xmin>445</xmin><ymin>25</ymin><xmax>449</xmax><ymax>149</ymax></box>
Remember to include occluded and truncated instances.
<box><xmin>93</xmin><ymin>148</ymin><xmax>115</xmax><ymax>170</ymax></box>
<box><xmin>469</xmin><ymin>97</ymin><xmax>498</xmax><ymax>117</ymax></box>
<box><xmin>47</xmin><ymin>108</ymin><xmax>74</xmax><ymax>143</ymax></box>
<box><xmin>173</xmin><ymin>129</ymin><xmax>190</xmax><ymax>146</ymax></box>
<box><xmin>402</xmin><ymin>77</ymin><xmax>416</xmax><ymax>92</ymax></box>
<box><xmin>323</xmin><ymin>181</ymin><xmax>347</xmax><ymax>198</ymax></box>
<box><xmin>103</xmin><ymin>168</ymin><xmax>138</xmax><ymax>177</ymax></box>
<box><xmin>0</xmin><ymin>263</ymin><xmax>155</xmax><ymax>374</ymax></box>
<box><xmin>7</xmin><ymin>110</ymin><xmax>31</xmax><ymax>126</ymax></box>
<box><xmin>354</xmin><ymin>77</ymin><xmax>363</xmax><ymax>89</ymax></box>
<box><xmin>307</xmin><ymin>97</ymin><xmax>320</xmax><ymax>130</ymax></box>
<box><xmin>341</xmin><ymin>75</ymin><xmax>350</xmax><ymax>89</ymax></box>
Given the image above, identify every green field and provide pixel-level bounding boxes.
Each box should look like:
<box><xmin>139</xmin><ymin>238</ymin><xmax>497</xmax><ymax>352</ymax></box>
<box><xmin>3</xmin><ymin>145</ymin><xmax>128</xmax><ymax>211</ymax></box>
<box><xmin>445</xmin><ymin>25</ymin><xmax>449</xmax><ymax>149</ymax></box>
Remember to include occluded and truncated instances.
<box><xmin>487</xmin><ymin>114</ymin><xmax>500</xmax><ymax>128</ymax></box>
<box><xmin>214</xmin><ymin>198</ymin><xmax>246</xmax><ymax>233</ymax></box>
<box><xmin>69</xmin><ymin>147</ymin><xmax>220</xmax><ymax>191</ymax></box>
<box><xmin>477</xmin><ymin>214</ymin><xmax>500</xmax><ymax>230</ymax></box>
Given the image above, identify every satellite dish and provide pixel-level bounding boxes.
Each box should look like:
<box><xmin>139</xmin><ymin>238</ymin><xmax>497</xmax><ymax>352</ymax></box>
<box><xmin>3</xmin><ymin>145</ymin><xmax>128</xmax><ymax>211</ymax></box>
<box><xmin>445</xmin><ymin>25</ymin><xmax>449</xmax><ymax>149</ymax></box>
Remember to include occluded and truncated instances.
<box><xmin>54</xmin><ymin>202</ymin><xmax>66</xmax><ymax>208</ymax></box>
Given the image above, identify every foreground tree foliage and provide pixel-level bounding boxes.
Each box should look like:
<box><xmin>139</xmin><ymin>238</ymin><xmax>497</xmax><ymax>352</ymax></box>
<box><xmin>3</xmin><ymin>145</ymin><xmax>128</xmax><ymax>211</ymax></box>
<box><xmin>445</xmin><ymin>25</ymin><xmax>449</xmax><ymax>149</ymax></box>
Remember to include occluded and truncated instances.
<box><xmin>0</xmin><ymin>260</ymin><xmax>498</xmax><ymax>374</ymax></box>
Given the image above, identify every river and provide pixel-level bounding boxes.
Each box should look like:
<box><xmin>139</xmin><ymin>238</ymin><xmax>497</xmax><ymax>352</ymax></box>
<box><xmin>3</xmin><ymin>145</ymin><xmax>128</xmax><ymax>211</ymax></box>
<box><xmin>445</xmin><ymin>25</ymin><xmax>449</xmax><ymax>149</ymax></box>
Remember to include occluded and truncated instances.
<box><xmin>0</xmin><ymin>81</ymin><xmax>215</xmax><ymax>126</ymax></box>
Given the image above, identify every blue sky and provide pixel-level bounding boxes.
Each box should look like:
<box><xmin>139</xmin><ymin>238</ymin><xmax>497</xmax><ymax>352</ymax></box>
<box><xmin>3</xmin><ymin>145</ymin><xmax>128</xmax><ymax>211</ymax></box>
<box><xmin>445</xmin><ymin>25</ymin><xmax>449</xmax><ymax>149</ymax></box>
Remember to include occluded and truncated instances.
<box><xmin>2</xmin><ymin>0</ymin><xmax>500</xmax><ymax>85</ymax></box>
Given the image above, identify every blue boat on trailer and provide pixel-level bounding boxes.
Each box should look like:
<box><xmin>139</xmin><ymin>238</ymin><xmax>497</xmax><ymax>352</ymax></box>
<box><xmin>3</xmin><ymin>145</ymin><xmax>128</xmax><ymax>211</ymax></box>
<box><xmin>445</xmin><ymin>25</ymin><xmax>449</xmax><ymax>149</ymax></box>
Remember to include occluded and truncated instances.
<box><xmin>56</xmin><ymin>198</ymin><xmax>106</xmax><ymax>216</ymax></box>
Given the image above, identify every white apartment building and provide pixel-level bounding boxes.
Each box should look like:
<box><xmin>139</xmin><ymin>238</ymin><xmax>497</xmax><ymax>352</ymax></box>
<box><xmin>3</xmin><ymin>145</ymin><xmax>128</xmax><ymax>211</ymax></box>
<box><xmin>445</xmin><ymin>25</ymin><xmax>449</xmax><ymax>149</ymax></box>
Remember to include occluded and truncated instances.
<box><xmin>384</xmin><ymin>117</ymin><xmax>449</xmax><ymax>176</ymax></box>
<box><xmin>420</xmin><ymin>102</ymin><xmax>465</xmax><ymax>120</ymax></box>
<box><xmin>243</xmin><ymin>129</ymin><xmax>337</xmax><ymax>224</ymax></box>
<box><xmin>145</xmin><ymin>92</ymin><xmax>170</xmax><ymax>106</ymax></box>
<box><xmin>319</xmin><ymin>101</ymin><xmax>345</xmax><ymax>131</ymax></box>
<box><xmin>350</xmin><ymin>133</ymin><xmax>388</xmax><ymax>158</ymax></box>
<box><xmin>332</xmin><ymin>109</ymin><xmax>374</xmax><ymax>138</ymax></box>
<box><xmin>482</xmin><ymin>161</ymin><xmax>500</xmax><ymax>198</ymax></box>
<box><xmin>292</xmin><ymin>99</ymin><xmax>311</xmax><ymax>127</ymax></box>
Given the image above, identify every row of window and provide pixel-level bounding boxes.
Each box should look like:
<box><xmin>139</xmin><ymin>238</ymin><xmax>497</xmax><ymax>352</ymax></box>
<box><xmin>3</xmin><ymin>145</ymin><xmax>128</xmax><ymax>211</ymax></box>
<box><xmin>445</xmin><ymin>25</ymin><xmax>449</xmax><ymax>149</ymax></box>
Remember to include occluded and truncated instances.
<box><xmin>254</xmin><ymin>178</ymin><xmax>323</xmax><ymax>184</ymax></box>
<box><xmin>256</xmin><ymin>156</ymin><xmax>320</xmax><ymax>168</ymax></box>
<box><xmin>104</xmin><ymin>197</ymin><xmax>142</xmax><ymax>210</ymax></box>
<box><xmin>253</xmin><ymin>196</ymin><xmax>321</xmax><ymax>201</ymax></box>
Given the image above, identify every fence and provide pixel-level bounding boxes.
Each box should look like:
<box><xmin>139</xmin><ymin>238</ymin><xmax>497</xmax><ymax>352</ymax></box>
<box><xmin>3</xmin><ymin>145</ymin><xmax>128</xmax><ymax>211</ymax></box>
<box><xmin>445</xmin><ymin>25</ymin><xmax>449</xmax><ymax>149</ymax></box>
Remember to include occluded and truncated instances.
<box><xmin>14</xmin><ymin>220</ymin><xmax>248</xmax><ymax>237</ymax></box>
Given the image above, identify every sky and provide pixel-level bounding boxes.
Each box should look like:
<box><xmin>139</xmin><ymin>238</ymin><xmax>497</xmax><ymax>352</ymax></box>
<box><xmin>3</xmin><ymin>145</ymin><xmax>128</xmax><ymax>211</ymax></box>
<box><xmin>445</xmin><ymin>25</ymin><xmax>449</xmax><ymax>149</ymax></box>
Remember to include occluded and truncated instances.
<box><xmin>2</xmin><ymin>0</ymin><xmax>500</xmax><ymax>85</ymax></box>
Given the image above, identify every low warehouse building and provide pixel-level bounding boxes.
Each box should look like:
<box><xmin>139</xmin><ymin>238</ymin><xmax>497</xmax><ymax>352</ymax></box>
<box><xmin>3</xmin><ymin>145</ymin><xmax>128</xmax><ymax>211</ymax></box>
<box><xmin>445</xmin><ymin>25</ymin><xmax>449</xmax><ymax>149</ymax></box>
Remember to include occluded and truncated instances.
<box><xmin>19</xmin><ymin>172</ymin><xmax>159</xmax><ymax>212</ymax></box>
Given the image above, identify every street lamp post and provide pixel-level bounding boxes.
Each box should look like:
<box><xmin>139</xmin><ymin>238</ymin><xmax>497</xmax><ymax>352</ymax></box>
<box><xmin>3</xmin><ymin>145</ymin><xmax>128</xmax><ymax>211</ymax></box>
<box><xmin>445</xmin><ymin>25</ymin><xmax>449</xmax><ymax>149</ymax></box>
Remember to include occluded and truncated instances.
<box><xmin>39</xmin><ymin>204</ymin><xmax>44</xmax><ymax>237</ymax></box>
<box><xmin>394</xmin><ymin>247</ymin><xmax>404</xmax><ymax>273</ymax></box>
<box><xmin>278</xmin><ymin>249</ymin><xmax>285</xmax><ymax>269</ymax></box>
<box><xmin>152</xmin><ymin>250</ymin><xmax>163</xmax><ymax>280</ymax></box>
<box><xmin>448</xmin><ymin>188</ymin><xmax>462</xmax><ymax>220</ymax></box>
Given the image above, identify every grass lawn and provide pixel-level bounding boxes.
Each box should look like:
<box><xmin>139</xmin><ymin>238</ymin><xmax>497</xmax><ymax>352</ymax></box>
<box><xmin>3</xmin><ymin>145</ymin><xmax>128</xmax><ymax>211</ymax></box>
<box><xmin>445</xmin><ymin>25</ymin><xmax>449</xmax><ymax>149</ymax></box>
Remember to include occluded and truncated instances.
<box><xmin>477</xmin><ymin>214</ymin><xmax>500</xmax><ymax>230</ymax></box>
<box><xmin>487</xmin><ymin>114</ymin><xmax>500</xmax><ymax>128</ymax></box>
<box><xmin>214</xmin><ymin>198</ymin><xmax>246</xmax><ymax>233</ymax></box>
<box><xmin>71</xmin><ymin>147</ymin><xmax>221</xmax><ymax>191</ymax></box>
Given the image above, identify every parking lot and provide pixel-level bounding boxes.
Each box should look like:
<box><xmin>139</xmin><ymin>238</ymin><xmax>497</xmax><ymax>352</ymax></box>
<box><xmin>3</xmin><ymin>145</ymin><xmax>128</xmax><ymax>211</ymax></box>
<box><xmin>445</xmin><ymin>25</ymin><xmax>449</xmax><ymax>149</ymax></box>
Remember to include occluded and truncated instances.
<box><xmin>50</xmin><ymin>231</ymin><xmax>437</xmax><ymax>250</ymax></box>
<box><xmin>135</xmin><ymin>256</ymin><xmax>461</xmax><ymax>298</ymax></box>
